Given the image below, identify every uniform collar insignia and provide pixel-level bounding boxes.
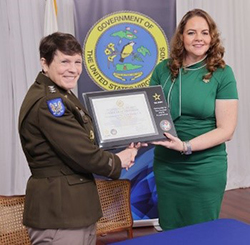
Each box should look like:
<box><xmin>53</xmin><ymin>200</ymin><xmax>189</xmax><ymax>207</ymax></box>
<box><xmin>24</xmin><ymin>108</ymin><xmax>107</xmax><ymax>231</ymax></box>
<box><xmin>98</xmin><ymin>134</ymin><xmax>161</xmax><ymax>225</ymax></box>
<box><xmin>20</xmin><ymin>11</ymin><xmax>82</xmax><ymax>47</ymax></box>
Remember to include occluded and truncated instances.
<box><xmin>48</xmin><ymin>85</ymin><xmax>56</xmax><ymax>93</ymax></box>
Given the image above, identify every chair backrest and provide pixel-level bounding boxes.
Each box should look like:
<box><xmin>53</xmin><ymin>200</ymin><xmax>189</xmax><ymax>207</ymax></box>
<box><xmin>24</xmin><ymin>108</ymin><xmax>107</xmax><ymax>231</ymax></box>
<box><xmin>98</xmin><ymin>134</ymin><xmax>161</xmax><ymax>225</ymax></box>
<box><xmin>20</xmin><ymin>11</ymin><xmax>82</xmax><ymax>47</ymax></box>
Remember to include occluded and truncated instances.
<box><xmin>0</xmin><ymin>179</ymin><xmax>134</xmax><ymax>243</ymax></box>
<box><xmin>96</xmin><ymin>179</ymin><xmax>133</xmax><ymax>238</ymax></box>
<box><xmin>0</xmin><ymin>195</ymin><xmax>31</xmax><ymax>245</ymax></box>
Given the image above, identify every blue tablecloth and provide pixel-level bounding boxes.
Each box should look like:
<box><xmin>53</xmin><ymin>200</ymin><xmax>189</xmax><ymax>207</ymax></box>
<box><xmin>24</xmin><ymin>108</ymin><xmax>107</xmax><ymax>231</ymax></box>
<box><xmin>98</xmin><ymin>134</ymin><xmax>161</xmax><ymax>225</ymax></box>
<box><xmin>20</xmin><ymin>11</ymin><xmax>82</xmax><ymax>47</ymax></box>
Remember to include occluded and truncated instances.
<box><xmin>111</xmin><ymin>219</ymin><xmax>250</xmax><ymax>245</ymax></box>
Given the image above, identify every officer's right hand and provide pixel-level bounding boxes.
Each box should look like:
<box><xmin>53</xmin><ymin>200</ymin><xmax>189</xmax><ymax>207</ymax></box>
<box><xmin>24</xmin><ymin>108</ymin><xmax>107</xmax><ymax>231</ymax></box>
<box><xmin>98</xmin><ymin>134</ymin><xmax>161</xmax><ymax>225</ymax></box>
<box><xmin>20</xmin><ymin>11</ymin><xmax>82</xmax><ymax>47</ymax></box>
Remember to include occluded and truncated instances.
<box><xmin>116</xmin><ymin>142</ymin><xmax>147</xmax><ymax>170</ymax></box>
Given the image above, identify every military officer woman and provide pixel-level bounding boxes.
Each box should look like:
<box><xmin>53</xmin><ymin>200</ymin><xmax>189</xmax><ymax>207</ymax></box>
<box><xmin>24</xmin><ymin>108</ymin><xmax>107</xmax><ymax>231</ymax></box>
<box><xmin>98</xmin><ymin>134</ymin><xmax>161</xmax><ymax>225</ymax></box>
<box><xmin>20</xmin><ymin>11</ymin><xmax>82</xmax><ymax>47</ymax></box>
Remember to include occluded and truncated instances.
<box><xmin>18</xmin><ymin>32</ymin><xmax>142</xmax><ymax>245</ymax></box>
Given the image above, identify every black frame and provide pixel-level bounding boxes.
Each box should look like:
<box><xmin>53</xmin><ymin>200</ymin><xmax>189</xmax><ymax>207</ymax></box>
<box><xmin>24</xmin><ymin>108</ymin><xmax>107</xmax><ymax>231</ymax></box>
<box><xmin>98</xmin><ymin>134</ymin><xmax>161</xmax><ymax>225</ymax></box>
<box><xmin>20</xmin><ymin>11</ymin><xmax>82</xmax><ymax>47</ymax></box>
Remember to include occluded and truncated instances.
<box><xmin>82</xmin><ymin>85</ymin><xmax>177</xmax><ymax>149</ymax></box>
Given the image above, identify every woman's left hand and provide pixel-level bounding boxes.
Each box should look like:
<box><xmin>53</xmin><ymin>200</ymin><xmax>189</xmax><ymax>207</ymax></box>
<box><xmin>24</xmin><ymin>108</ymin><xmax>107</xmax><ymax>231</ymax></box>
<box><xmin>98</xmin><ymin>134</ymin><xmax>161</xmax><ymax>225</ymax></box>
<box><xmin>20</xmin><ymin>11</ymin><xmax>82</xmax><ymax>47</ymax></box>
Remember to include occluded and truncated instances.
<box><xmin>151</xmin><ymin>132</ymin><xmax>183</xmax><ymax>152</ymax></box>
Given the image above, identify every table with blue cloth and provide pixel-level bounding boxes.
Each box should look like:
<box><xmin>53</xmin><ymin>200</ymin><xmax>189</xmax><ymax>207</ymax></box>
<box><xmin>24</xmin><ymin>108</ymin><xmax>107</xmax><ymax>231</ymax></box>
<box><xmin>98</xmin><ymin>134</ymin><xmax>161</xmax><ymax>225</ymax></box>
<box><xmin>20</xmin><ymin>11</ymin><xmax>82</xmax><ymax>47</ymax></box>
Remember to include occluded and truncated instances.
<box><xmin>111</xmin><ymin>219</ymin><xmax>250</xmax><ymax>245</ymax></box>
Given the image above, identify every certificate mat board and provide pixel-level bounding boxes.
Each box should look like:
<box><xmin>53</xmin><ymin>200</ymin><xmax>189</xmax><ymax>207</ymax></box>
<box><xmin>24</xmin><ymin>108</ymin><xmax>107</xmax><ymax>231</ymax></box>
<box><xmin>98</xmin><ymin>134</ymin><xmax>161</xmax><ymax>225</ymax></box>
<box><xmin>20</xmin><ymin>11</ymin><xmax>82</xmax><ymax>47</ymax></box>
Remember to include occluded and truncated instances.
<box><xmin>82</xmin><ymin>85</ymin><xmax>177</xmax><ymax>149</ymax></box>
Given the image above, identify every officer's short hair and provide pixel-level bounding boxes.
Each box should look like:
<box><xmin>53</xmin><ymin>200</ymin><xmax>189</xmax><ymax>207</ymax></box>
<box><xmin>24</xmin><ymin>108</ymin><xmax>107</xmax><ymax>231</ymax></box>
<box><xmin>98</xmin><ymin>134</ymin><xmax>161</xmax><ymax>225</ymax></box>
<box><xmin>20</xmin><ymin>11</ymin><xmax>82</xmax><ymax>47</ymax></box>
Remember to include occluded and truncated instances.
<box><xmin>39</xmin><ymin>32</ymin><xmax>83</xmax><ymax>66</ymax></box>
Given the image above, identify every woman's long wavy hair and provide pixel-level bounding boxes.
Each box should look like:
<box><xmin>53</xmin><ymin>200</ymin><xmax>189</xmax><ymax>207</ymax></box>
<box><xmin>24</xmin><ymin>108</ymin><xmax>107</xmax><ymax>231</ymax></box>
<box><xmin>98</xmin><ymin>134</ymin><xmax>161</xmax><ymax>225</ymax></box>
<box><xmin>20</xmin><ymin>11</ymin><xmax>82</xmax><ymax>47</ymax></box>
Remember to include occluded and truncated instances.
<box><xmin>169</xmin><ymin>9</ymin><xmax>225</xmax><ymax>81</ymax></box>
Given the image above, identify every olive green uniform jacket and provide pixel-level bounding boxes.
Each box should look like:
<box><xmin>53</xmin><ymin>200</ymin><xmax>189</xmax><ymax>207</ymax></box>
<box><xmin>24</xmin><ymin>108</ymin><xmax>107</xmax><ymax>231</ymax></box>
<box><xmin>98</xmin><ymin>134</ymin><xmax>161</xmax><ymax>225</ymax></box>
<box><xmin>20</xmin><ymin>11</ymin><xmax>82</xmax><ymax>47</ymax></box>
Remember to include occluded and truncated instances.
<box><xmin>18</xmin><ymin>72</ymin><xmax>122</xmax><ymax>229</ymax></box>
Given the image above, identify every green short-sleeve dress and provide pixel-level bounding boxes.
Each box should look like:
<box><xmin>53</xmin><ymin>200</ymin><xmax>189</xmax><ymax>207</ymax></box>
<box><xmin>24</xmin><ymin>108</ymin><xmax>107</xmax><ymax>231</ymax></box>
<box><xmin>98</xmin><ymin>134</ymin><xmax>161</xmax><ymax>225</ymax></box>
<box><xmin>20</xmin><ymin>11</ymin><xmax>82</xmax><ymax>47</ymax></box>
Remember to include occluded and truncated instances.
<box><xmin>149</xmin><ymin>58</ymin><xmax>238</xmax><ymax>231</ymax></box>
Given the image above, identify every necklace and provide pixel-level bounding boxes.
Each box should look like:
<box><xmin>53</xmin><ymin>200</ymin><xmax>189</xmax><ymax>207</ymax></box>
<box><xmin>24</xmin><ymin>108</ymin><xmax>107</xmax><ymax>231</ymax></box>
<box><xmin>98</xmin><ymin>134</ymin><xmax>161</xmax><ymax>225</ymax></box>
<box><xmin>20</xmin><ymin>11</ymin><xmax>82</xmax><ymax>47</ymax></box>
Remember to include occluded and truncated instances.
<box><xmin>183</xmin><ymin>55</ymin><xmax>207</xmax><ymax>68</ymax></box>
<box><xmin>184</xmin><ymin>63</ymin><xmax>206</xmax><ymax>71</ymax></box>
<box><xmin>183</xmin><ymin>56</ymin><xmax>210</xmax><ymax>83</ymax></box>
<box><xmin>162</xmin><ymin>70</ymin><xmax>181</xmax><ymax>119</ymax></box>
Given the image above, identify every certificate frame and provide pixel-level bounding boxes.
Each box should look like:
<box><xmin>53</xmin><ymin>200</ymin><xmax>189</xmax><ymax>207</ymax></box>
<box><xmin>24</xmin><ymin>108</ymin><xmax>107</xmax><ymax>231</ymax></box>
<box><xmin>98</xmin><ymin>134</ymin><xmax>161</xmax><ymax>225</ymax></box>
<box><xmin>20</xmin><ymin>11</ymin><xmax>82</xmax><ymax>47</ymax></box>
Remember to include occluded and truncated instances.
<box><xmin>82</xmin><ymin>85</ymin><xmax>177</xmax><ymax>149</ymax></box>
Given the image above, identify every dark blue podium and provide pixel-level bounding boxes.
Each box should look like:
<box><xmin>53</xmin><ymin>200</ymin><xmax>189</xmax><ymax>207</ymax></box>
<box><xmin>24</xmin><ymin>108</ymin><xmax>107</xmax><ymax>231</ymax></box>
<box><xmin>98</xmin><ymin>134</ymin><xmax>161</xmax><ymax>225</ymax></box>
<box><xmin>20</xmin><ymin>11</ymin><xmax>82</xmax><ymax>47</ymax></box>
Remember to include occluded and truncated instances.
<box><xmin>111</xmin><ymin>219</ymin><xmax>250</xmax><ymax>245</ymax></box>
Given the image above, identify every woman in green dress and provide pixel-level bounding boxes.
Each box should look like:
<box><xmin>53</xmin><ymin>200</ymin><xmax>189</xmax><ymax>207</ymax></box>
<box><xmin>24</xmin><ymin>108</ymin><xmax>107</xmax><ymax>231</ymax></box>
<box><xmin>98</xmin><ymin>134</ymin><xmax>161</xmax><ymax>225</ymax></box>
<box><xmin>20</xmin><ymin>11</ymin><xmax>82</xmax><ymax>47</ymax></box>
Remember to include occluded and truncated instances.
<box><xmin>150</xmin><ymin>9</ymin><xmax>238</xmax><ymax>231</ymax></box>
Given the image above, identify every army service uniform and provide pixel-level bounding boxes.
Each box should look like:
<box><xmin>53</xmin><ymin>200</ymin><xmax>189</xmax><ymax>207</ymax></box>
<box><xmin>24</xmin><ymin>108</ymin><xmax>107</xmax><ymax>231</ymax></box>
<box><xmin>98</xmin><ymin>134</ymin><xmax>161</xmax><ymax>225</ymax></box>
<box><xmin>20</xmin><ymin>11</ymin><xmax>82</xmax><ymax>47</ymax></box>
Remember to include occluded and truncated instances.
<box><xmin>18</xmin><ymin>72</ymin><xmax>122</xmax><ymax>229</ymax></box>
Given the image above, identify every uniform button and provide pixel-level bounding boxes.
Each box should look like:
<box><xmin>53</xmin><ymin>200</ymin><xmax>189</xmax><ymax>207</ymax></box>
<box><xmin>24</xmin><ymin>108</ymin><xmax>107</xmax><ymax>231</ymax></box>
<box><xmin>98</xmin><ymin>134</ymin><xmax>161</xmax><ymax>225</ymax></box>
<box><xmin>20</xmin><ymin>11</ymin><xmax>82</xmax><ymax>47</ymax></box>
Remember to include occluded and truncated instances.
<box><xmin>80</xmin><ymin>178</ymin><xmax>83</xmax><ymax>181</ymax></box>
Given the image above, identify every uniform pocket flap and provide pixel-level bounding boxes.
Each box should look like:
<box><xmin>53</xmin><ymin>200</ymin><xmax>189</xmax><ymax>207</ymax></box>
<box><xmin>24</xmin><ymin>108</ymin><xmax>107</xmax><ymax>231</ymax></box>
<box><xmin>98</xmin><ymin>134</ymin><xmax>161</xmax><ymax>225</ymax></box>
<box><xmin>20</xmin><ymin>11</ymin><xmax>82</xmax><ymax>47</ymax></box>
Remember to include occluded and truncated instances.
<box><xmin>65</xmin><ymin>174</ymin><xmax>92</xmax><ymax>185</ymax></box>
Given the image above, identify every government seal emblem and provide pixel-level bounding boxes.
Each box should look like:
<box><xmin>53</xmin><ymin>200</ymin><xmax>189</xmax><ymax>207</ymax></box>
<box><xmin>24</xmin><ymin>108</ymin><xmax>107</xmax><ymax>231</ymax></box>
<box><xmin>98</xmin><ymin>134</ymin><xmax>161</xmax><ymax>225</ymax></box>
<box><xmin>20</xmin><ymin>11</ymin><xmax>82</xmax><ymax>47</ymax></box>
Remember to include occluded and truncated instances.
<box><xmin>83</xmin><ymin>11</ymin><xmax>169</xmax><ymax>90</ymax></box>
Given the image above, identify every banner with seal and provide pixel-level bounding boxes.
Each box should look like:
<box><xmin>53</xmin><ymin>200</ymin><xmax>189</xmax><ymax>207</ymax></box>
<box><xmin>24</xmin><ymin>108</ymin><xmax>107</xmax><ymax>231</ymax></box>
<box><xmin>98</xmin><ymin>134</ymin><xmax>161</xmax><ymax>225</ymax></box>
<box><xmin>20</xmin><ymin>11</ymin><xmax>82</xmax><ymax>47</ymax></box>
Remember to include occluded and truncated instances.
<box><xmin>74</xmin><ymin>0</ymin><xmax>176</xmax><ymax>225</ymax></box>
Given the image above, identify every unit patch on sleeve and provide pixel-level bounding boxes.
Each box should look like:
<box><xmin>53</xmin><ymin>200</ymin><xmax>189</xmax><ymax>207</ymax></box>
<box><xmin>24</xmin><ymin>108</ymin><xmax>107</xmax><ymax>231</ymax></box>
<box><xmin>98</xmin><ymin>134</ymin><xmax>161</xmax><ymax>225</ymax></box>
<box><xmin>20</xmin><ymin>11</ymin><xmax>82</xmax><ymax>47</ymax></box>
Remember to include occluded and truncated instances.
<box><xmin>47</xmin><ymin>98</ymin><xmax>65</xmax><ymax>117</ymax></box>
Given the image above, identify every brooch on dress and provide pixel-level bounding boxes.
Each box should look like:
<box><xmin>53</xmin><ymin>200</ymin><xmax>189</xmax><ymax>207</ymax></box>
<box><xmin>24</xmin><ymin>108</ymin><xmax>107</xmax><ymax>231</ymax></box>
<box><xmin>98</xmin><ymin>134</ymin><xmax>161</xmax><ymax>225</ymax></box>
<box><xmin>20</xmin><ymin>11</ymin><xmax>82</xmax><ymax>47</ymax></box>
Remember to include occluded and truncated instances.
<box><xmin>202</xmin><ymin>78</ymin><xmax>210</xmax><ymax>83</ymax></box>
<box><xmin>202</xmin><ymin>73</ymin><xmax>210</xmax><ymax>83</ymax></box>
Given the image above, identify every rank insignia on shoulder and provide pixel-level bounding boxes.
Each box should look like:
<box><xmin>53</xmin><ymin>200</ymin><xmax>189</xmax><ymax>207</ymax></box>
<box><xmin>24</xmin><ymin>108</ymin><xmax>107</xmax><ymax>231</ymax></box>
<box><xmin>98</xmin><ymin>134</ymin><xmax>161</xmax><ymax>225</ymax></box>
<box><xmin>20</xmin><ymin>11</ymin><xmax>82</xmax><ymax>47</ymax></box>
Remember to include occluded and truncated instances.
<box><xmin>47</xmin><ymin>98</ymin><xmax>65</xmax><ymax>117</ymax></box>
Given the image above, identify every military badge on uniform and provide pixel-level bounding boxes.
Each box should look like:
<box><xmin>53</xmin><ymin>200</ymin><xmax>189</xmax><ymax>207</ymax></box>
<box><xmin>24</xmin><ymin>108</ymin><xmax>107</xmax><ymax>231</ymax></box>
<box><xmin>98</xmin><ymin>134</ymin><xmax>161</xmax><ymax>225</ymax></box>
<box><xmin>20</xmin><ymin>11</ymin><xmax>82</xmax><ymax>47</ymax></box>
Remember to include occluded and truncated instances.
<box><xmin>47</xmin><ymin>98</ymin><xmax>65</xmax><ymax>117</ymax></box>
<box><xmin>89</xmin><ymin>130</ymin><xmax>95</xmax><ymax>140</ymax></box>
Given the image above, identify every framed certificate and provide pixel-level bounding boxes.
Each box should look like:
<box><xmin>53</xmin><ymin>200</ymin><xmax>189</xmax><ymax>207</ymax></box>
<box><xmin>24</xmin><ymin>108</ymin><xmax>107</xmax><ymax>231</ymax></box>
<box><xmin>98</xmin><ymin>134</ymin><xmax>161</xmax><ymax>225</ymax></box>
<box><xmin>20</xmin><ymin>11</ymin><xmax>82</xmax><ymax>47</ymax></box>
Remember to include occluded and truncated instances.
<box><xmin>82</xmin><ymin>85</ymin><xmax>177</xmax><ymax>149</ymax></box>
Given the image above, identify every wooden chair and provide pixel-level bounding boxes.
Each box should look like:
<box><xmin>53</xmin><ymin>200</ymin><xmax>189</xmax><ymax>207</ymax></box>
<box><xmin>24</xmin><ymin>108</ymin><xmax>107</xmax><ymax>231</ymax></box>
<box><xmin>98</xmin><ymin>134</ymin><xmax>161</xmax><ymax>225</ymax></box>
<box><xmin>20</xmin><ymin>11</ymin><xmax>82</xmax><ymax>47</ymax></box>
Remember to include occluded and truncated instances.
<box><xmin>0</xmin><ymin>179</ymin><xmax>133</xmax><ymax>244</ymax></box>
<box><xmin>96</xmin><ymin>179</ymin><xmax>133</xmax><ymax>239</ymax></box>
<box><xmin>0</xmin><ymin>195</ymin><xmax>31</xmax><ymax>245</ymax></box>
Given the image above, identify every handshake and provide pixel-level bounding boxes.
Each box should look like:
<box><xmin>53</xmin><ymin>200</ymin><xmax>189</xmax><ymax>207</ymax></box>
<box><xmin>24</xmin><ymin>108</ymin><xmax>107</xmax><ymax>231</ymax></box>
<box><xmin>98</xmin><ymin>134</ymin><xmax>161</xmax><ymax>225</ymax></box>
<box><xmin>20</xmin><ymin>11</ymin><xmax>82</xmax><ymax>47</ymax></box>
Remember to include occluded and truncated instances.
<box><xmin>115</xmin><ymin>132</ymin><xmax>181</xmax><ymax>170</ymax></box>
<box><xmin>116</xmin><ymin>142</ymin><xmax>148</xmax><ymax>171</ymax></box>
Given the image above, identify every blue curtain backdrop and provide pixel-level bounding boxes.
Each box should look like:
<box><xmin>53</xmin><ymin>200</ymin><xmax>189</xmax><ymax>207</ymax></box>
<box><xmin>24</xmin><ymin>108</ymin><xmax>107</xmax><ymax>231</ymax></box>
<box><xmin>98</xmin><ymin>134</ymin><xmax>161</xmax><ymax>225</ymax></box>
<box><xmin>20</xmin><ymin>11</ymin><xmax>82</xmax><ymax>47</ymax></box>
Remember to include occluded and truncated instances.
<box><xmin>74</xmin><ymin>0</ymin><xmax>176</xmax><ymax>221</ymax></box>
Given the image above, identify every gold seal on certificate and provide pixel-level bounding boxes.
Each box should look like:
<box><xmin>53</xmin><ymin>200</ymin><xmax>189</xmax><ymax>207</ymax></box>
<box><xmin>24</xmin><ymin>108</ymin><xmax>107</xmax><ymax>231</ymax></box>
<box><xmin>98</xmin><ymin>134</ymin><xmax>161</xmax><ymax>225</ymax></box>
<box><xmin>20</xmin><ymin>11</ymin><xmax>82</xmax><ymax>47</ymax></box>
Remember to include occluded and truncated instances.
<box><xmin>82</xmin><ymin>86</ymin><xmax>177</xmax><ymax>149</ymax></box>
